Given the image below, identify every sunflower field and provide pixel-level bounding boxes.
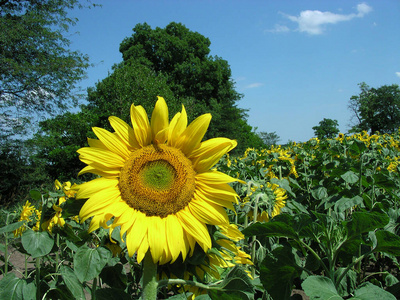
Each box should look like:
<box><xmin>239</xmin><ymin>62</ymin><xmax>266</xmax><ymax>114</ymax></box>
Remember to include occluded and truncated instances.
<box><xmin>1</xmin><ymin>100</ymin><xmax>400</xmax><ymax>300</ymax></box>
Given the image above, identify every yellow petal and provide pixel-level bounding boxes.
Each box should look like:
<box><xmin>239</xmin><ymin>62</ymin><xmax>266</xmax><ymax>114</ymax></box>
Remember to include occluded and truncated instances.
<box><xmin>176</xmin><ymin>113</ymin><xmax>211</xmax><ymax>155</ymax></box>
<box><xmin>76</xmin><ymin>178</ymin><xmax>119</xmax><ymax>199</ymax></box>
<box><xmin>78</xmin><ymin>147</ymin><xmax>125</xmax><ymax>168</ymax></box>
<box><xmin>130</xmin><ymin>104</ymin><xmax>151</xmax><ymax>147</ymax></box>
<box><xmin>189</xmin><ymin>196</ymin><xmax>229</xmax><ymax>225</ymax></box>
<box><xmin>190</xmin><ymin>138</ymin><xmax>237</xmax><ymax>173</ymax></box>
<box><xmin>196</xmin><ymin>181</ymin><xmax>239</xmax><ymax>204</ymax></box>
<box><xmin>79</xmin><ymin>187</ymin><xmax>120</xmax><ymax>221</ymax></box>
<box><xmin>126</xmin><ymin>212</ymin><xmax>148</xmax><ymax>258</ymax></box>
<box><xmin>177</xmin><ymin>207</ymin><xmax>211</xmax><ymax>252</ymax></box>
<box><xmin>87</xmin><ymin>138</ymin><xmax>106</xmax><ymax>149</ymax></box>
<box><xmin>109</xmin><ymin>116</ymin><xmax>140</xmax><ymax>150</ymax></box>
<box><xmin>78</xmin><ymin>165</ymin><xmax>120</xmax><ymax>178</ymax></box>
<box><xmin>148</xmin><ymin>216</ymin><xmax>166</xmax><ymax>263</ymax></box>
<box><xmin>151</xmin><ymin>96</ymin><xmax>169</xmax><ymax>142</ymax></box>
<box><xmin>168</xmin><ymin>105</ymin><xmax>188</xmax><ymax>147</ymax></box>
<box><xmin>196</xmin><ymin>170</ymin><xmax>244</xmax><ymax>184</ymax></box>
<box><xmin>92</xmin><ymin>127</ymin><xmax>130</xmax><ymax>159</ymax></box>
<box><xmin>165</xmin><ymin>215</ymin><xmax>186</xmax><ymax>263</ymax></box>
<box><xmin>194</xmin><ymin>188</ymin><xmax>236</xmax><ymax>211</ymax></box>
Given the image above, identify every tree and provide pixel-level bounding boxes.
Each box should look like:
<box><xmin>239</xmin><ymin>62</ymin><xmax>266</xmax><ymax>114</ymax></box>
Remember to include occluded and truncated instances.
<box><xmin>0</xmin><ymin>0</ymin><xmax>93</xmax><ymax>137</ymax></box>
<box><xmin>348</xmin><ymin>82</ymin><xmax>400</xmax><ymax>134</ymax></box>
<box><xmin>312</xmin><ymin>118</ymin><xmax>340</xmax><ymax>139</ymax></box>
<box><xmin>118</xmin><ymin>22</ymin><xmax>259</xmax><ymax>151</ymax></box>
<box><xmin>258</xmin><ymin>131</ymin><xmax>281</xmax><ymax>146</ymax></box>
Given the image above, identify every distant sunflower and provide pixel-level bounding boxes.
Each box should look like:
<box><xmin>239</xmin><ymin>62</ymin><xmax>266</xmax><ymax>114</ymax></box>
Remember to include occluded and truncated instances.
<box><xmin>76</xmin><ymin>97</ymin><xmax>239</xmax><ymax>264</ymax></box>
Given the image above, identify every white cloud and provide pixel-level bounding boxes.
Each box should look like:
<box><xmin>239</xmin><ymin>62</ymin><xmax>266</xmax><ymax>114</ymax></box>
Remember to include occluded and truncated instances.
<box><xmin>285</xmin><ymin>2</ymin><xmax>372</xmax><ymax>35</ymax></box>
<box><xmin>396</xmin><ymin>72</ymin><xmax>400</xmax><ymax>78</ymax></box>
<box><xmin>266</xmin><ymin>24</ymin><xmax>290</xmax><ymax>34</ymax></box>
<box><xmin>244</xmin><ymin>83</ymin><xmax>264</xmax><ymax>89</ymax></box>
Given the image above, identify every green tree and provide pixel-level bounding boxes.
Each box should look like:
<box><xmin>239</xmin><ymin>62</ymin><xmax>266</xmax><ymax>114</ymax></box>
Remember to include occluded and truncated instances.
<box><xmin>0</xmin><ymin>0</ymin><xmax>93</xmax><ymax>137</ymax></box>
<box><xmin>258</xmin><ymin>131</ymin><xmax>281</xmax><ymax>146</ymax></box>
<box><xmin>349</xmin><ymin>82</ymin><xmax>400</xmax><ymax>134</ymax></box>
<box><xmin>312</xmin><ymin>118</ymin><xmax>340</xmax><ymax>139</ymax></box>
<box><xmin>118</xmin><ymin>22</ymin><xmax>259</xmax><ymax>151</ymax></box>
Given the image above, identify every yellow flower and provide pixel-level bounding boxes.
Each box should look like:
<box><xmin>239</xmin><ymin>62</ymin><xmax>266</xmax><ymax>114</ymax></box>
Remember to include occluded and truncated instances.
<box><xmin>75</xmin><ymin>96</ymin><xmax>239</xmax><ymax>264</ymax></box>
<box><xmin>13</xmin><ymin>201</ymin><xmax>35</xmax><ymax>237</ymax></box>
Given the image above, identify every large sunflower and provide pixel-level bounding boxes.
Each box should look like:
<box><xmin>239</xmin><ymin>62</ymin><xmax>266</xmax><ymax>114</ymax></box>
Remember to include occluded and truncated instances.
<box><xmin>76</xmin><ymin>97</ymin><xmax>240</xmax><ymax>264</ymax></box>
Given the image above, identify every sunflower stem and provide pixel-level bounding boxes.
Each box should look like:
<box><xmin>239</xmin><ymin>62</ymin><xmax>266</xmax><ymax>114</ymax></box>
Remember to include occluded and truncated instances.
<box><xmin>141</xmin><ymin>251</ymin><xmax>158</xmax><ymax>300</ymax></box>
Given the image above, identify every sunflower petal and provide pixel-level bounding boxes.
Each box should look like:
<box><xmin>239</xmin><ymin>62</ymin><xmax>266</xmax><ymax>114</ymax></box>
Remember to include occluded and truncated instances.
<box><xmin>130</xmin><ymin>104</ymin><xmax>152</xmax><ymax>147</ymax></box>
<box><xmin>151</xmin><ymin>96</ymin><xmax>169</xmax><ymax>142</ymax></box>
<box><xmin>126</xmin><ymin>212</ymin><xmax>148</xmax><ymax>258</ymax></box>
<box><xmin>190</xmin><ymin>138</ymin><xmax>237</xmax><ymax>173</ymax></box>
<box><xmin>78</xmin><ymin>147</ymin><xmax>125</xmax><ymax>168</ymax></box>
<box><xmin>196</xmin><ymin>170</ymin><xmax>244</xmax><ymax>184</ymax></box>
<box><xmin>148</xmin><ymin>216</ymin><xmax>167</xmax><ymax>263</ymax></box>
<box><xmin>168</xmin><ymin>105</ymin><xmax>187</xmax><ymax>147</ymax></box>
<box><xmin>177</xmin><ymin>207</ymin><xmax>211</xmax><ymax>252</ymax></box>
<box><xmin>176</xmin><ymin>113</ymin><xmax>211</xmax><ymax>155</ymax></box>
<box><xmin>92</xmin><ymin>127</ymin><xmax>130</xmax><ymax>159</ymax></box>
<box><xmin>76</xmin><ymin>178</ymin><xmax>119</xmax><ymax>199</ymax></box>
<box><xmin>165</xmin><ymin>215</ymin><xmax>186</xmax><ymax>263</ymax></box>
<box><xmin>109</xmin><ymin>116</ymin><xmax>140</xmax><ymax>150</ymax></box>
<box><xmin>189</xmin><ymin>196</ymin><xmax>229</xmax><ymax>225</ymax></box>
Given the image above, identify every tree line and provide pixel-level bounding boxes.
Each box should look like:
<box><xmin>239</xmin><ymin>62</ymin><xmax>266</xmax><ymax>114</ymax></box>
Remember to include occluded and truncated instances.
<box><xmin>1</xmin><ymin>1</ymin><xmax>399</xmax><ymax>205</ymax></box>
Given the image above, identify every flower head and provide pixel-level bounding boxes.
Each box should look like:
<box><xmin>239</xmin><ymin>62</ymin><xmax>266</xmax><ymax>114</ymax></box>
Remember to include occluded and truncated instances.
<box><xmin>76</xmin><ymin>97</ymin><xmax>239</xmax><ymax>264</ymax></box>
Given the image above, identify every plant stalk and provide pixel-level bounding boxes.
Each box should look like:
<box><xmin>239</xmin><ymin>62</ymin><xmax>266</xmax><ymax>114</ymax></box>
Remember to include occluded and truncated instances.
<box><xmin>141</xmin><ymin>251</ymin><xmax>158</xmax><ymax>300</ymax></box>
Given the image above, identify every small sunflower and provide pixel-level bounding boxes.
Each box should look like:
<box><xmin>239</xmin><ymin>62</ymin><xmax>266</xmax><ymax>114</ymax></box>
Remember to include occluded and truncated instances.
<box><xmin>76</xmin><ymin>97</ymin><xmax>239</xmax><ymax>264</ymax></box>
<box><xmin>14</xmin><ymin>200</ymin><xmax>35</xmax><ymax>237</ymax></box>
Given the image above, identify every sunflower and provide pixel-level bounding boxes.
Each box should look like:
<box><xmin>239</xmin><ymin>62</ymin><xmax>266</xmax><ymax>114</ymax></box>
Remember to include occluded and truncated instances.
<box><xmin>76</xmin><ymin>97</ymin><xmax>239</xmax><ymax>264</ymax></box>
<box><xmin>13</xmin><ymin>200</ymin><xmax>35</xmax><ymax>237</ymax></box>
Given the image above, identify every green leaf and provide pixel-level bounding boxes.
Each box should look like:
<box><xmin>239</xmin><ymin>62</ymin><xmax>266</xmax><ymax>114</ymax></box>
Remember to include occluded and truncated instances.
<box><xmin>335</xmin><ymin>268</ymin><xmax>357</xmax><ymax>297</ymax></box>
<box><xmin>311</xmin><ymin>186</ymin><xmax>328</xmax><ymax>200</ymax></box>
<box><xmin>209</xmin><ymin>289</ymin><xmax>252</xmax><ymax>300</ymax></box>
<box><xmin>60</xmin><ymin>265</ymin><xmax>86</xmax><ymax>300</ymax></box>
<box><xmin>29</xmin><ymin>189</ymin><xmax>42</xmax><ymax>201</ymax></box>
<box><xmin>374</xmin><ymin>230</ymin><xmax>400</xmax><ymax>256</ymax></box>
<box><xmin>334</xmin><ymin>196</ymin><xmax>364</xmax><ymax>213</ymax></box>
<box><xmin>302</xmin><ymin>276</ymin><xmax>343</xmax><ymax>300</ymax></box>
<box><xmin>21</xmin><ymin>229</ymin><xmax>54</xmax><ymax>258</ymax></box>
<box><xmin>0</xmin><ymin>273</ymin><xmax>26</xmax><ymax>300</ymax></box>
<box><xmin>341</xmin><ymin>171</ymin><xmax>359</xmax><ymax>184</ymax></box>
<box><xmin>242</xmin><ymin>221</ymin><xmax>297</xmax><ymax>239</ymax></box>
<box><xmin>99</xmin><ymin>264</ymin><xmax>128</xmax><ymax>290</ymax></box>
<box><xmin>74</xmin><ymin>245</ymin><xmax>111</xmax><ymax>282</ymax></box>
<box><xmin>345</xmin><ymin>210</ymin><xmax>389</xmax><ymax>239</ymax></box>
<box><xmin>22</xmin><ymin>280</ymin><xmax>36</xmax><ymax>300</ymax></box>
<box><xmin>259</xmin><ymin>245</ymin><xmax>302</xmax><ymax>300</ymax></box>
<box><xmin>349</xmin><ymin>282</ymin><xmax>396</xmax><ymax>300</ymax></box>
<box><xmin>0</xmin><ymin>221</ymin><xmax>25</xmax><ymax>234</ymax></box>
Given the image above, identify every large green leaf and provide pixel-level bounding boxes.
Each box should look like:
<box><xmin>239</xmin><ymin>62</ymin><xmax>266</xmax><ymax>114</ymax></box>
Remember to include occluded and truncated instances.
<box><xmin>349</xmin><ymin>282</ymin><xmax>396</xmax><ymax>300</ymax></box>
<box><xmin>21</xmin><ymin>229</ymin><xmax>54</xmax><ymax>258</ymax></box>
<box><xmin>74</xmin><ymin>245</ymin><xmax>111</xmax><ymax>282</ymax></box>
<box><xmin>259</xmin><ymin>245</ymin><xmax>302</xmax><ymax>300</ymax></box>
<box><xmin>374</xmin><ymin>230</ymin><xmax>400</xmax><ymax>256</ymax></box>
<box><xmin>0</xmin><ymin>273</ymin><xmax>26</xmax><ymax>300</ymax></box>
<box><xmin>242</xmin><ymin>221</ymin><xmax>297</xmax><ymax>239</ymax></box>
<box><xmin>334</xmin><ymin>196</ymin><xmax>364</xmax><ymax>213</ymax></box>
<box><xmin>0</xmin><ymin>221</ymin><xmax>25</xmax><ymax>234</ymax></box>
<box><xmin>345</xmin><ymin>210</ymin><xmax>389</xmax><ymax>239</ymax></box>
<box><xmin>341</xmin><ymin>171</ymin><xmax>359</xmax><ymax>184</ymax></box>
<box><xmin>302</xmin><ymin>276</ymin><xmax>343</xmax><ymax>300</ymax></box>
<box><xmin>60</xmin><ymin>265</ymin><xmax>86</xmax><ymax>300</ymax></box>
<box><xmin>95</xmin><ymin>288</ymin><xmax>132</xmax><ymax>300</ymax></box>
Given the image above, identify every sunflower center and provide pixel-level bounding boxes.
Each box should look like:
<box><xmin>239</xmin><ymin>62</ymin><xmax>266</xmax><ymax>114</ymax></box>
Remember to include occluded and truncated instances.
<box><xmin>119</xmin><ymin>144</ymin><xmax>196</xmax><ymax>218</ymax></box>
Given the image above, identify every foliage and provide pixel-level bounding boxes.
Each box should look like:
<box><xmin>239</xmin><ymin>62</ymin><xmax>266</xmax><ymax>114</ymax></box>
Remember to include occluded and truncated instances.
<box><xmin>0</xmin><ymin>0</ymin><xmax>95</xmax><ymax>137</ymax></box>
<box><xmin>349</xmin><ymin>82</ymin><xmax>400</xmax><ymax>134</ymax></box>
<box><xmin>3</xmin><ymin>130</ymin><xmax>400</xmax><ymax>299</ymax></box>
<box><xmin>258</xmin><ymin>131</ymin><xmax>281</xmax><ymax>146</ymax></box>
<box><xmin>218</xmin><ymin>129</ymin><xmax>400</xmax><ymax>299</ymax></box>
<box><xmin>118</xmin><ymin>22</ymin><xmax>261</xmax><ymax>152</ymax></box>
<box><xmin>312</xmin><ymin>118</ymin><xmax>340</xmax><ymax>139</ymax></box>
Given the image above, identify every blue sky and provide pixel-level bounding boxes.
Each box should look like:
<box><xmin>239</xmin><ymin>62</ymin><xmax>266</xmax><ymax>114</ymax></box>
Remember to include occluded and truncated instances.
<box><xmin>68</xmin><ymin>0</ymin><xmax>400</xmax><ymax>143</ymax></box>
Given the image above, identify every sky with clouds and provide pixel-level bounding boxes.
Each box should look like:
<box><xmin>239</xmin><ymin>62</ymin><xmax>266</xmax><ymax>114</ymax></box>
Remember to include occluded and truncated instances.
<box><xmin>69</xmin><ymin>0</ymin><xmax>400</xmax><ymax>143</ymax></box>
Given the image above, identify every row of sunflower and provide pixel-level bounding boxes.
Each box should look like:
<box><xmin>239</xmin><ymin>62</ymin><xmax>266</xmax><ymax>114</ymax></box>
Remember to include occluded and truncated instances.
<box><xmin>2</xmin><ymin>97</ymin><xmax>400</xmax><ymax>299</ymax></box>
